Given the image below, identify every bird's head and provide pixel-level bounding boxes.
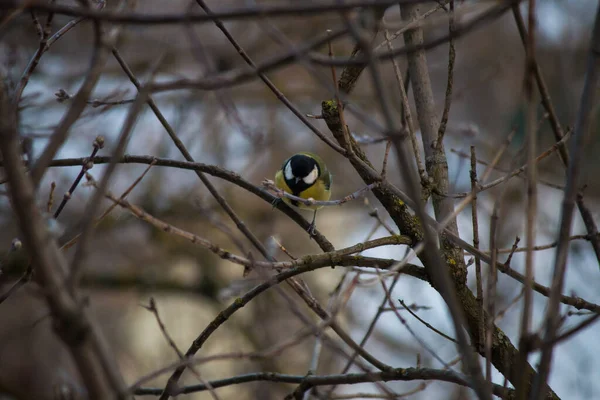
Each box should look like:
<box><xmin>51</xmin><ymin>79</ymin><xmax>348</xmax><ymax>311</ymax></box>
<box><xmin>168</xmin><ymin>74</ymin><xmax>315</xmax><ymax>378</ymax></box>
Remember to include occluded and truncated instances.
<box><xmin>284</xmin><ymin>154</ymin><xmax>320</xmax><ymax>187</ymax></box>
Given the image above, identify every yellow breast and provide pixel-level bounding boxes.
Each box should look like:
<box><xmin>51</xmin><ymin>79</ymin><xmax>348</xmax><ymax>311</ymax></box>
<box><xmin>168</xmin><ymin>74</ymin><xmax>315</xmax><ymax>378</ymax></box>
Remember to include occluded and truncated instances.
<box><xmin>274</xmin><ymin>170</ymin><xmax>331</xmax><ymax>210</ymax></box>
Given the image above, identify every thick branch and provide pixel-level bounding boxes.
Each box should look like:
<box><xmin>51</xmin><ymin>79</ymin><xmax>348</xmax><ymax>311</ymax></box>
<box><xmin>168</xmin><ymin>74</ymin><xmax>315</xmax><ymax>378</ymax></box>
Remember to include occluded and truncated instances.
<box><xmin>321</xmin><ymin>11</ymin><xmax>559</xmax><ymax>400</ymax></box>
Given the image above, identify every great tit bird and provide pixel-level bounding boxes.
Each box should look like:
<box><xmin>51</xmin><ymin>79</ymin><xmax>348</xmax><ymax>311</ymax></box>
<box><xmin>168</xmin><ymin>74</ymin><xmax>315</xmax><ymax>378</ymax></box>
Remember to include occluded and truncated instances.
<box><xmin>274</xmin><ymin>152</ymin><xmax>332</xmax><ymax>235</ymax></box>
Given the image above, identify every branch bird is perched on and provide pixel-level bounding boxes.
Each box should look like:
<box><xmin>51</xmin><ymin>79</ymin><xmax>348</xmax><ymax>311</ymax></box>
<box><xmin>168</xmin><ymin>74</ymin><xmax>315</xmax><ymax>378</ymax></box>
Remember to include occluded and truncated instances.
<box><xmin>274</xmin><ymin>152</ymin><xmax>332</xmax><ymax>236</ymax></box>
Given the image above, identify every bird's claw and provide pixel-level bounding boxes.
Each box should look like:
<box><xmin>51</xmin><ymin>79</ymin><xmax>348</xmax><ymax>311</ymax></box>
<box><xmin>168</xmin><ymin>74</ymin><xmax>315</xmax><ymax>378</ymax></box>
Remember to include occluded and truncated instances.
<box><xmin>307</xmin><ymin>222</ymin><xmax>317</xmax><ymax>237</ymax></box>
<box><xmin>271</xmin><ymin>197</ymin><xmax>282</xmax><ymax>209</ymax></box>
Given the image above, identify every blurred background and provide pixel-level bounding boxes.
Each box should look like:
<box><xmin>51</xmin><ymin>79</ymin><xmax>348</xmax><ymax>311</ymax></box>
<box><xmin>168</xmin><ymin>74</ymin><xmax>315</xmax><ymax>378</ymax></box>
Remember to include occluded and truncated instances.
<box><xmin>1</xmin><ymin>1</ymin><xmax>600</xmax><ymax>399</ymax></box>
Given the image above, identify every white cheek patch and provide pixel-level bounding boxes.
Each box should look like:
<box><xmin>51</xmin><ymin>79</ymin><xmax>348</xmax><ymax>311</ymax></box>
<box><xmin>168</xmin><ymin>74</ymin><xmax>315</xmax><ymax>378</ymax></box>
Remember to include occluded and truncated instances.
<box><xmin>303</xmin><ymin>165</ymin><xmax>319</xmax><ymax>185</ymax></box>
<box><xmin>284</xmin><ymin>161</ymin><xmax>294</xmax><ymax>181</ymax></box>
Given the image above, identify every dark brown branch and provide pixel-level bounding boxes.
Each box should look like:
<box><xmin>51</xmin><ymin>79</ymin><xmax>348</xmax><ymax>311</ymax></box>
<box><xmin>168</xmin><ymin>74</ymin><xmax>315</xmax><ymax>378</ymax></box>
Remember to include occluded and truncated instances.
<box><xmin>52</xmin><ymin>136</ymin><xmax>103</xmax><ymax>218</ymax></box>
<box><xmin>133</xmin><ymin>368</ymin><xmax>514</xmax><ymax>398</ymax></box>
<box><xmin>4</xmin><ymin>0</ymin><xmax>409</xmax><ymax>25</ymax></box>
<box><xmin>512</xmin><ymin>5</ymin><xmax>600</xmax><ymax>266</ymax></box>
<box><xmin>110</xmin><ymin>48</ymin><xmax>296</xmax><ymax>266</ymax></box>
<box><xmin>144</xmin><ymin>2</ymin><xmax>518</xmax><ymax>93</ymax></box>
<box><xmin>22</xmin><ymin>154</ymin><xmax>335</xmax><ymax>251</ymax></box>
<box><xmin>37</xmin><ymin>154</ymin><xmax>600</xmax><ymax>316</ymax></box>
<box><xmin>0</xmin><ymin>73</ymin><xmax>127</xmax><ymax>399</ymax></box>
<box><xmin>68</xmin><ymin>63</ymin><xmax>158</xmax><ymax>290</ymax></box>
<box><xmin>435</xmin><ymin>0</ymin><xmax>455</xmax><ymax>149</ymax></box>
<box><xmin>532</xmin><ymin>4</ymin><xmax>600</xmax><ymax>400</ymax></box>
<box><xmin>470</xmin><ymin>146</ymin><xmax>484</xmax><ymax>354</ymax></box>
<box><xmin>319</xmin><ymin>8</ymin><xmax>557</xmax><ymax>400</ymax></box>
<box><xmin>194</xmin><ymin>0</ymin><xmax>346</xmax><ymax>155</ymax></box>
<box><xmin>49</xmin><ymin>159</ymin><xmax>581</xmax><ymax>313</ymax></box>
<box><xmin>109</xmin><ymin>50</ymin><xmax>389</xmax><ymax>395</ymax></box>
<box><xmin>517</xmin><ymin>1</ymin><xmax>539</xmax><ymax>395</ymax></box>
<box><xmin>398</xmin><ymin>3</ymin><xmax>486</xmax><ymax>398</ymax></box>
<box><xmin>28</xmin><ymin>1</ymin><xmax>121</xmax><ymax>188</ymax></box>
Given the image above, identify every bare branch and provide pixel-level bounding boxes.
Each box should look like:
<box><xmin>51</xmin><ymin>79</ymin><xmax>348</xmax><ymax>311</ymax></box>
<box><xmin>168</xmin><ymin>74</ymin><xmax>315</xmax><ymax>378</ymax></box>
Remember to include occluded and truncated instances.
<box><xmin>0</xmin><ymin>71</ymin><xmax>127</xmax><ymax>399</ymax></box>
<box><xmin>134</xmin><ymin>368</ymin><xmax>514</xmax><ymax>398</ymax></box>
<box><xmin>533</xmin><ymin>4</ymin><xmax>600</xmax><ymax>399</ymax></box>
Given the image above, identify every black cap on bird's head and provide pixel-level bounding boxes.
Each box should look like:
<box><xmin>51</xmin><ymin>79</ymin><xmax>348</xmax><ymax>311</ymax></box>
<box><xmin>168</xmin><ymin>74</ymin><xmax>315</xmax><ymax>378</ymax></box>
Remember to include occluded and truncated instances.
<box><xmin>283</xmin><ymin>154</ymin><xmax>320</xmax><ymax>193</ymax></box>
<box><xmin>290</xmin><ymin>155</ymin><xmax>317</xmax><ymax>178</ymax></box>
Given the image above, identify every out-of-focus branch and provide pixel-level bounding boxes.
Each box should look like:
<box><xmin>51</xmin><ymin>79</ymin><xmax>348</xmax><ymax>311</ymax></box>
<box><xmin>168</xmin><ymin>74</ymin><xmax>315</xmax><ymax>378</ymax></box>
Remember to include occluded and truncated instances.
<box><xmin>14</xmin><ymin>1</ymin><xmax>105</xmax><ymax>104</ymax></box>
<box><xmin>95</xmin><ymin>187</ymin><xmax>415</xmax><ymax>273</ymax></box>
<box><xmin>517</xmin><ymin>0</ymin><xmax>538</xmax><ymax>396</ymax></box>
<box><xmin>532</xmin><ymin>4</ymin><xmax>600</xmax><ymax>400</ymax></box>
<box><xmin>434</xmin><ymin>0</ymin><xmax>455</xmax><ymax>149</ymax></box>
<box><xmin>3</xmin><ymin>0</ymin><xmax>402</xmax><ymax>24</ymax></box>
<box><xmin>96</xmin><ymin>181</ymin><xmax>425</xmax><ymax>398</ymax></box>
<box><xmin>134</xmin><ymin>368</ymin><xmax>514</xmax><ymax>398</ymax></box>
<box><xmin>399</xmin><ymin>3</ymin><xmax>486</xmax><ymax>398</ymax></box>
<box><xmin>140</xmin><ymin>2</ymin><xmax>515</xmax><ymax>93</ymax></box>
<box><xmin>36</xmin><ymin>154</ymin><xmax>334</xmax><ymax>249</ymax></box>
<box><xmin>113</xmin><ymin>47</ymin><xmax>388</xmax><ymax>398</ymax></box>
<box><xmin>69</xmin><ymin>57</ymin><xmax>161</xmax><ymax>291</ymax></box>
<box><xmin>39</xmin><ymin>155</ymin><xmax>600</xmax><ymax>315</ymax></box>
<box><xmin>0</xmin><ymin>75</ymin><xmax>127</xmax><ymax>399</ymax></box>
<box><xmin>29</xmin><ymin>1</ymin><xmax>128</xmax><ymax>188</ymax></box>
<box><xmin>194</xmin><ymin>0</ymin><xmax>346</xmax><ymax>155</ymax></box>
<box><xmin>320</xmin><ymin>4</ymin><xmax>558</xmax><ymax>399</ymax></box>
<box><xmin>512</xmin><ymin>5</ymin><xmax>600</xmax><ymax>266</ymax></box>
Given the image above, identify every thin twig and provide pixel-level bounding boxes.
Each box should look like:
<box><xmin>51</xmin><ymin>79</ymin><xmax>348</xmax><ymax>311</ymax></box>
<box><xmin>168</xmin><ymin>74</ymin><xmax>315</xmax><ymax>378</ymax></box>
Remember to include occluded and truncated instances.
<box><xmin>374</xmin><ymin>1</ymin><xmax>449</xmax><ymax>53</ymax></box>
<box><xmin>194</xmin><ymin>0</ymin><xmax>346</xmax><ymax>155</ymax></box>
<box><xmin>512</xmin><ymin>4</ymin><xmax>600</xmax><ymax>266</ymax></box>
<box><xmin>476</xmin><ymin>234</ymin><xmax>596</xmax><ymax>255</ymax></box>
<box><xmin>43</xmin><ymin>154</ymin><xmax>600</xmax><ymax>316</ymax></box>
<box><xmin>533</xmin><ymin>4</ymin><xmax>600</xmax><ymax>400</ymax></box>
<box><xmin>53</xmin><ymin>135</ymin><xmax>104</xmax><ymax>218</ymax></box>
<box><xmin>382</xmin><ymin>27</ymin><xmax>426</xmax><ymax>182</ymax></box>
<box><xmin>381</xmin><ymin>140</ymin><xmax>393</xmax><ymax>179</ymax></box>
<box><xmin>517</xmin><ymin>0</ymin><xmax>538</xmax><ymax>395</ymax></box>
<box><xmin>485</xmin><ymin>195</ymin><xmax>501</xmax><ymax>394</ymax></box>
<box><xmin>143</xmin><ymin>298</ymin><xmax>220</xmax><ymax>400</ymax></box>
<box><xmin>55</xmin><ymin>88</ymin><xmax>135</xmax><ymax>108</ymax></box>
<box><xmin>263</xmin><ymin>180</ymin><xmax>378</xmax><ymax>207</ymax></box>
<box><xmin>323</xmin><ymin>273</ymin><xmax>404</xmax><ymax>398</ymax></box>
<box><xmin>14</xmin><ymin>0</ymin><xmax>57</xmax><ymax>104</ymax></box>
<box><xmin>60</xmin><ymin>160</ymin><xmax>156</xmax><ymax>251</ymax></box>
<box><xmin>68</xmin><ymin>55</ymin><xmax>163</xmax><ymax>291</ymax></box>
<box><xmin>46</xmin><ymin>181</ymin><xmax>56</xmax><ymax>212</ymax></box>
<box><xmin>398</xmin><ymin>299</ymin><xmax>457</xmax><ymax>344</ymax></box>
<box><xmin>365</xmin><ymin>199</ymin><xmax>397</xmax><ymax>236</ymax></box>
<box><xmin>9</xmin><ymin>1</ymin><xmax>407</xmax><ymax>25</ymax></box>
<box><xmin>376</xmin><ymin>268</ymin><xmax>451</xmax><ymax>370</ymax></box>
<box><xmin>470</xmin><ymin>146</ymin><xmax>484</xmax><ymax>351</ymax></box>
<box><xmin>28</xmin><ymin>0</ymin><xmax>113</xmax><ymax>188</ymax></box>
<box><xmin>29</xmin><ymin>9</ymin><xmax>43</xmax><ymax>38</ymax></box>
<box><xmin>450</xmin><ymin>146</ymin><xmax>563</xmax><ymax>191</ymax></box>
<box><xmin>544</xmin><ymin>313</ymin><xmax>600</xmax><ymax>350</ymax></box>
<box><xmin>328</xmin><ymin>31</ymin><xmax>354</xmax><ymax>156</ymax></box>
<box><xmin>133</xmin><ymin>368</ymin><xmax>513</xmax><ymax>398</ymax></box>
<box><xmin>271</xmin><ymin>236</ymin><xmax>297</xmax><ymax>260</ymax></box>
<box><xmin>0</xmin><ymin>69</ymin><xmax>127</xmax><ymax>399</ymax></box>
<box><xmin>504</xmin><ymin>237</ymin><xmax>521</xmax><ymax>268</ymax></box>
<box><xmin>0</xmin><ymin>264</ymin><xmax>32</xmax><ymax>305</ymax></box>
<box><xmin>395</xmin><ymin>4</ymin><xmax>489</xmax><ymax>396</ymax></box>
<box><xmin>435</xmin><ymin>0</ymin><xmax>455</xmax><ymax>149</ymax></box>
<box><xmin>449</xmin><ymin>129</ymin><xmax>570</xmax><ymax>198</ymax></box>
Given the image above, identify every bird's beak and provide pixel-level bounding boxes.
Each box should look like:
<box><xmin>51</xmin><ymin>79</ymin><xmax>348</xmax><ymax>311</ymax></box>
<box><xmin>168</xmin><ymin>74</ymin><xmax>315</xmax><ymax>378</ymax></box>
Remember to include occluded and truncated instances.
<box><xmin>295</xmin><ymin>177</ymin><xmax>301</xmax><ymax>184</ymax></box>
